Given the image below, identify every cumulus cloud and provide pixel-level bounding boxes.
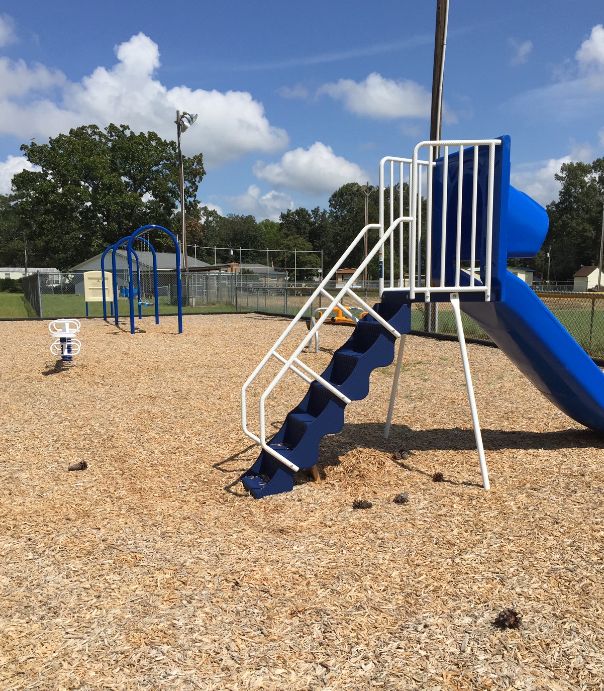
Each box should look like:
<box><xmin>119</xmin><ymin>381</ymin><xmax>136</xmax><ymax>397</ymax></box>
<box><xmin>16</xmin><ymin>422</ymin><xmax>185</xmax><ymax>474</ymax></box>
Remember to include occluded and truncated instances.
<box><xmin>0</xmin><ymin>14</ymin><xmax>17</xmax><ymax>47</ymax></box>
<box><xmin>231</xmin><ymin>185</ymin><xmax>295</xmax><ymax>221</ymax></box>
<box><xmin>0</xmin><ymin>154</ymin><xmax>35</xmax><ymax>195</ymax></box>
<box><xmin>506</xmin><ymin>25</ymin><xmax>604</xmax><ymax>121</ymax></box>
<box><xmin>318</xmin><ymin>72</ymin><xmax>444</xmax><ymax>121</ymax></box>
<box><xmin>253</xmin><ymin>142</ymin><xmax>369</xmax><ymax>196</ymax></box>
<box><xmin>510</xmin><ymin>144</ymin><xmax>593</xmax><ymax>207</ymax></box>
<box><xmin>200</xmin><ymin>202</ymin><xmax>224</xmax><ymax>217</ymax></box>
<box><xmin>576</xmin><ymin>24</ymin><xmax>604</xmax><ymax>90</ymax></box>
<box><xmin>276</xmin><ymin>84</ymin><xmax>309</xmax><ymax>99</ymax></box>
<box><xmin>0</xmin><ymin>33</ymin><xmax>289</xmax><ymax>168</ymax></box>
<box><xmin>509</xmin><ymin>38</ymin><xmax>533</xmax><ymax>66</ymax></box>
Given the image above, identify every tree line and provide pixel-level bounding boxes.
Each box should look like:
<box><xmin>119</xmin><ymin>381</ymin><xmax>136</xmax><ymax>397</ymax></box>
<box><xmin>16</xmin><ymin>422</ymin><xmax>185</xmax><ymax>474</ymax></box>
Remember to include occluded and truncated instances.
<box><xmin>0</xmin><ymin>122</ymin><xmax>389</xmax><ymax>276</ymax></box>
<box><xmin>1</xmin><ymin>122</ymin><xmax>602</xmax><ymax>281</ymax></box>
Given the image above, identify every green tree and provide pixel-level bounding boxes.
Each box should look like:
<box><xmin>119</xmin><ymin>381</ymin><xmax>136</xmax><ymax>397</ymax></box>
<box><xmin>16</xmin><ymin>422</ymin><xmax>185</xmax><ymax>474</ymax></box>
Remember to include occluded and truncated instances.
<box><xmin>0</xmin><ymin>194</ymin><xmax>23</xmax><ymax>267</ymax></box>
<box><xmin>10</xmin><ymin>123</ymin><xmax>205</xmax><ymax>270</ymax></box>
<box><xmin>537</xmin><ymin>159</ymin><xmax>604</xmax><ymax>281</ymax></box>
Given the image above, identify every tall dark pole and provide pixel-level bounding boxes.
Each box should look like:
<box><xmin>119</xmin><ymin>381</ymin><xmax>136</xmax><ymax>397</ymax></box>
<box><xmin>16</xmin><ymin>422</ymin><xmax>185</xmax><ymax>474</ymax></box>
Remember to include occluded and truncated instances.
<box><xmin>430</xmin><ymin>0</ymin><xmax>449</xmax><ymax>144</ymax></box>
<box><xmin>176</xmin><ymin>110</ymin><xmax>187</xmax><ymax>270</ymax></box>
<box><xmin>425</xmin><ymin>0</ymin><xmax>449</xmax><ymax>333</ymax></box>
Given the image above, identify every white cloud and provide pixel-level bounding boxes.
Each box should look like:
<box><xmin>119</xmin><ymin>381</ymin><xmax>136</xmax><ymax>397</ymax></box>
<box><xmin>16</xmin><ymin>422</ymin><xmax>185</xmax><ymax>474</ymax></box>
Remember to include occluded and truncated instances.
<box><xmin>0</xmin><ymin>154</ymin><xmax>35</xmax><ymax>195</ymax></box>
<box><xmin>276</xmin><ymin>84</ymin><xmax>309</xmax><ymax>99</ymax></box>
<box><xmin>318</xmin><ymin>72</ymin><xmax>440</xmax><ymax>120</ymax></box>
<box><xmin>253</xmin><ymin>142</ymin><xmax>369</xmax><ymax>195</ymax></box>
<box><xmin>0</xmin><ymin>14</ymin><xmax>17</xmax><ymax>47</ymax></box>
<box><xmin>510</xmin><ymin>144</ymin><xmax>593</xmax><ymax>207</ymax></box>
<box><xmin>506</xmin><ymin>25</ymin><xmax>604</xmax><ymax>121</ymax></box>
<box><xmin>509</xmin><ymin>38</ymin><xmax>533</xmax><ymax>66</ymax></box>
<box><xmin>600</xmin><ymin>127</ymin><xmax>604</xmax><ymax>147</ymax></box>
<box><xmin>231</xmin><ymin>185</ymin><xmax>295</xmax><ymax>221</ymax></box>
<box><xmin>200</xmin><ymin>202</ymin><xmax>224</xmax><ymax>217</ymax></box>
<box><xmin>0</xmin><ymin>57</ymin><xmax>66</xmax><ymax>98</ymax></box>
<box><xmin>0</xmin><ymin>33</ymin><xmax>289</xmax><ymax>168</ymax></box>
<box><xmin>576</xmin><ymin>24</ymin><xmax>604</xmax><ymax>90</ymax></box>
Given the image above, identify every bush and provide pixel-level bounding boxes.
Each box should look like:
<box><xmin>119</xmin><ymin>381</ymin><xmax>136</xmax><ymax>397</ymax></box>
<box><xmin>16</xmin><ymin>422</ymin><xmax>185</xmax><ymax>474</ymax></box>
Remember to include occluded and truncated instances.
<box><xmin>0</xmin><ymin>277</ymin><xmax>23</xmax><ymax>293</ymax></box>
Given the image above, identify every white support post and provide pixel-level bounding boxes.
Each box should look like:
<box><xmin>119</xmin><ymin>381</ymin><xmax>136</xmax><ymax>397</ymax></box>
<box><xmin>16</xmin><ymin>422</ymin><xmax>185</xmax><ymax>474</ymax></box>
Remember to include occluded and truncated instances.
<box><xmin>450</xmin><ymin>294</ymin><xmax>490</xmax><ymax>490</ymax></box>
<box><xmin>383</xmin><ymin>335</ymin><xmax>406</xmax><ymax>439</ymax></box>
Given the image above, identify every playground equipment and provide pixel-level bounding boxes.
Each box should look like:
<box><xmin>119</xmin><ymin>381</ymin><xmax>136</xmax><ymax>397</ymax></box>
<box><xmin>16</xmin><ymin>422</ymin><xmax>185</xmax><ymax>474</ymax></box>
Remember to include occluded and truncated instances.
<box><xmin>101</xmin><ymin>225</ymin><xmax>183</xmax><ymax>334</ymax></box>
<box><xmin>308</xmin><ymin>305</ymin><xmax>368</xmax><ymax>353</ymax></box>
<box><xmin>240</xmin><ymin>135</ymin><xmax>604</xmax><ymax>499</ymax></box>
<box><xmin>49</xmin><ymin>319</ymin><xmax>81</xmax><ymax>362</ymax></box>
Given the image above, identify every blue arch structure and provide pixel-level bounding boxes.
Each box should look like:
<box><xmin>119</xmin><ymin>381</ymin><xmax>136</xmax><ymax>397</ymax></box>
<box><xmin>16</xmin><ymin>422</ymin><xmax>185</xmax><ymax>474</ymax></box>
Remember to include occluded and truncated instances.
<box><xmin>133</xmin><ymin>236</ymin><xmax>160</xmax><ymax>326</ymax></box>
<box><xmin>101</xmin><ymin>236</ymin><xmax>160</xmax><ymax>325</ymax></box>
<box><xmin>111</xmin><ymin>237</ymin><xmax>142</xmax><ymax>327</ymax></box>
<box><xmin>101</xmin><ymin>237</ymin><xmax>136</xmax><ymax>323</ymax></box>
<box><xmin>127</xmin><ymin>225</ymin><xmax>182</xmax><ymax>334</ymax></box>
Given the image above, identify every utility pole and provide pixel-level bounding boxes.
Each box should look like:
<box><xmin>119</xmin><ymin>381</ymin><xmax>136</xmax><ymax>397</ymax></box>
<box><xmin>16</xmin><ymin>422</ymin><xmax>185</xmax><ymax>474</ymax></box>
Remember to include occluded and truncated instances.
<box><xmin>598</xmin><ymin>195</ymin><xmax>604</xmax><ymax>291</ymax></box>
<box><xmin>425</xmin><ymin>0</ymin><xmax>449</xmax><ymax>332</ymax></box>
<box><xmin>362</xmin><ymin>182</ymin><xmax>371</xmax><ymax>293</ymax></box>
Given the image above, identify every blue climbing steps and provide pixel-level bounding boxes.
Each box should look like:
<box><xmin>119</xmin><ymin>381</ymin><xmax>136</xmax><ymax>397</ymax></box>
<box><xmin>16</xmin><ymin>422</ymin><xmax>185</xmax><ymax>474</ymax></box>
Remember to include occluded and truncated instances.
<box><xmin>241</xmin><ymin>294</ymin><xmax>412</xmax><ymax>498</ymax></box>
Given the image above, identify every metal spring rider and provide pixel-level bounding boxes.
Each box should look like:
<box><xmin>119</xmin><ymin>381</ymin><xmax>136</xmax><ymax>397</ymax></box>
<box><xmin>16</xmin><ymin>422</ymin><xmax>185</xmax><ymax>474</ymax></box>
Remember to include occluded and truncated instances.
<box><xmin>49</xmin><ymin>319</ymin><xmax>82</xmax><ymax>362</ymax></box>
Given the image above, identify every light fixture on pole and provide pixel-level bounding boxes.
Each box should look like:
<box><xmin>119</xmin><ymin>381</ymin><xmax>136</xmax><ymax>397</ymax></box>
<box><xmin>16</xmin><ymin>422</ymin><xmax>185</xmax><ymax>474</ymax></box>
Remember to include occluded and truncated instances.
<box><xmin>175</xmin><ymin>110</ymin><xmax>198</xmax><ymax>269</ymax></box>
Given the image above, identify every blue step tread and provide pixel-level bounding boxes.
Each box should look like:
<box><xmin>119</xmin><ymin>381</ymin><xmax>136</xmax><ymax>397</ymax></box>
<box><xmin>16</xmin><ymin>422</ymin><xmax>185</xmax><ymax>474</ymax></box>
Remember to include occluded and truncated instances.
<box><xmin>241</xmin><ymin>299</ymin><xmax>412</xmax><ymax>498</ymax></box>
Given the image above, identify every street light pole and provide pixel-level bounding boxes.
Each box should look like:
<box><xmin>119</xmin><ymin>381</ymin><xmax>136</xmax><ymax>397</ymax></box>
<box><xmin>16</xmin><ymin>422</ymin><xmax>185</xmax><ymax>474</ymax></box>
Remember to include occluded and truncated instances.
<box><xmin>362</xmin><ymin>182</ymin><xmax>371</xmax><ymax>294</ymax></box>
<box><xmin>598</xmin><ymin>194</ymin><xmax>604</xmax><ymax>292</ymax></box>
<box><xmin>175</xmin><ymin>110</ymin><xmax>198</xmax><ymax>270</ymax></box>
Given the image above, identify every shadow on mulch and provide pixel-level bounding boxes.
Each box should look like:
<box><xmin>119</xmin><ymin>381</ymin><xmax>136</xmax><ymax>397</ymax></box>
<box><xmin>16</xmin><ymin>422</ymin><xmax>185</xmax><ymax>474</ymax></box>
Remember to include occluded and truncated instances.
<box><xmin>218</xmin><ymin>422</ymin><xmax>604</xmax><ymax>494</ymax></box>
<box><xmin>42</xmin><ymin>360</ymin><xmax>70</xmax><ymax>376</ymax></box>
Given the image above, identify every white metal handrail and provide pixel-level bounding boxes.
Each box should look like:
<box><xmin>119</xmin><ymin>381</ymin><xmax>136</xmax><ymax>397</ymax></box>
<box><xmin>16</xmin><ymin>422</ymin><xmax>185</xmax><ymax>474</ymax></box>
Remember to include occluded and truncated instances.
<box><xmin>241</xmin><ymin>215</ymin><xmax>409</xmax><ymax>472</ymax></box>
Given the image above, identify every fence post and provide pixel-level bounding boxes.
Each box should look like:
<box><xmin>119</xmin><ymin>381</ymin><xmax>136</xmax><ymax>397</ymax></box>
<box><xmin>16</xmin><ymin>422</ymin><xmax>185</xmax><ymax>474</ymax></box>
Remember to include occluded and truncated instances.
<box><xmin>38</xmin><ymin>273</ymin><xmax>43</xmax><ymax>319</ymax></box>
<box><xmin>284</xmin><ymin>286</ymin><xmax>288</xmax><ymax>315</ymax></box>
<box><xmin>589</xmin><ymin>296</ymin><xmax>596</xmax><ymax>353</ymax></box>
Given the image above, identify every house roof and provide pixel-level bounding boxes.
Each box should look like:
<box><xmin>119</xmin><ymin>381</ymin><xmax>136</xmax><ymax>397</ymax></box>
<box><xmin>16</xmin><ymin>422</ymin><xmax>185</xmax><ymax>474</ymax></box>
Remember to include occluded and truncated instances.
<box><xmin>573</xmin><ymin>266</ymin><xmax>599</xmax><ymax>278</ymax></box>
<box><xmin>70</xmin><ymin>251</ymin><xmax>209</xmax><ymax>271</ymax></box>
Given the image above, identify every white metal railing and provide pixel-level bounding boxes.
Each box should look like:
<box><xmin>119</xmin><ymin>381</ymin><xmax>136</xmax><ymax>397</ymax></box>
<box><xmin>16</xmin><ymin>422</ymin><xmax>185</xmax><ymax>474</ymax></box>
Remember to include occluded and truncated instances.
<box><xmin>241</xmin><ymin>216</ymin><xmax>408</xmax><ymax>471</ymax></box>
<box><xmin>407</xmin><ymin>139</ymin><xmax>500</xmax><ymax>301</ymax></box>
<box><xmin>242</xmin><ymin>139</ymin><xmax>501</xmax><ymax>474</ymax></box>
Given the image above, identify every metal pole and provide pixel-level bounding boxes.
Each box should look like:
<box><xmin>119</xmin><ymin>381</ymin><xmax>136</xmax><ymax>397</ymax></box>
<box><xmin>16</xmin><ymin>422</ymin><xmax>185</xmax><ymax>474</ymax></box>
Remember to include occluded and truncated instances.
<box><xmin>363</xmin><ymin>182</ymin><xmax>370</xmax><ymax>296</ymax></box>
<box><xmin>294</xmin><ymin>249</ymin><xmax>297</xmax><ymax>287</ymax></box>
<box><xmin>425</xmin><ymin>0</ymin><xmax>449</xmax><ymax>333</ymax></box>
<box><xmin>451</xmin><ymin>293</ymin><xmax>489</xmax><ymax>490</ymax></box>
<box><xmin>598</xmin><ymin>196</ymin><xmax>604</xmax><ymax>291</ymax></box>
<box><xmin>176</xmin><ymin>110</ymin><xmax>187</xmax><ymax>271</ymax></box>
<box><xmin>384</xmin><ymin>336</ymin><xmax>407</xmax><ymax>438</ymax></box>
<box><xmin>547</xmin><ymin>246</ymin><xmax>551</xmax><ymax>284</ymax></box>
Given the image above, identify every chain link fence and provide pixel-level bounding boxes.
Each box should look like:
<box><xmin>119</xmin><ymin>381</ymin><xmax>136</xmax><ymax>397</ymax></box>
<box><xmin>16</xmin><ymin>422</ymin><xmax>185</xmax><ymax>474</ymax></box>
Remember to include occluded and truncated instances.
<box><xmin>16</xmin><ymin>272</ymin><xmax>604</xmax><ymax>360</ymax></box>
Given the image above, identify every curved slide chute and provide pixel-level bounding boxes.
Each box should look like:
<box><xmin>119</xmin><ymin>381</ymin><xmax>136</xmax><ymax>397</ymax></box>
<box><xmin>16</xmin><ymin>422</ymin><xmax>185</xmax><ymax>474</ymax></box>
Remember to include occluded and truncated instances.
<box><xmin>462</xmin><ymin>271</ymin><xmax>604</xmax><ymax>433</ymax></box>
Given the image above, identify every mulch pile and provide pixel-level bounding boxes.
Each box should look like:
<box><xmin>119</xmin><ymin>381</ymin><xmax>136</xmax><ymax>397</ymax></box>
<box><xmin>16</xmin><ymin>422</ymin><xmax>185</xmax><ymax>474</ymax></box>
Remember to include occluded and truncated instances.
<box><xmin>1</xmin><ymin>313</ymin><xmax>603</xmax><ymax>690</ymax></box>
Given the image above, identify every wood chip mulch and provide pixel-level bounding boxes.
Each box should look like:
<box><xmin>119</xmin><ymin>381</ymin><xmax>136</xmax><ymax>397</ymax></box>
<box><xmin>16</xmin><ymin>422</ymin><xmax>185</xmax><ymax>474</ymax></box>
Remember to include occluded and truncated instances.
<box><xmin>1</xmin><ymin>313</ymin><xmax>604</xmax><ymax>690</ymax></box>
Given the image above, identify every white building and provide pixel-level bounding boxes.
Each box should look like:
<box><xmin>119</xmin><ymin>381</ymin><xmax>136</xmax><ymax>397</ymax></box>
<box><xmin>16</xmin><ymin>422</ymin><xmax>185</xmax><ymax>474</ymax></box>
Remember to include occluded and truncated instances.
<box><xmin>573</xmin><ymin>266</ymin><xmax>600</xmax><ymax>292</ymax></box>
<box><xmin>1</xmin><ymin>267</ymin><xmax>59</xmax><ymax>280</ymax></box>
<box><xmin>507</xmin><ymin>266</ymin><xmax>534</xmax><ymax>286</ymax></box>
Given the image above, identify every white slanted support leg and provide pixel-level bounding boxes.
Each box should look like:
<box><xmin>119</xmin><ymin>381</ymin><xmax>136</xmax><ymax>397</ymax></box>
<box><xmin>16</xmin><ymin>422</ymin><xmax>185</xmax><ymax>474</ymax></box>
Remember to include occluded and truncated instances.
<box><xmin>450</xmin><ymin>294</ymin><xmax>490</xmax><ymax>490</ymax></box>
<box><xmin>383</xmin><ymin>335</ymin><xmax>407</xmax><ymax>439</ymax></box>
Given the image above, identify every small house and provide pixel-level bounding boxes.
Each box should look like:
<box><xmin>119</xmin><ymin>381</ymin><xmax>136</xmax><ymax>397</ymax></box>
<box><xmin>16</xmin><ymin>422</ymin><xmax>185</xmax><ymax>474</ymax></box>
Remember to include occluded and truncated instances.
<box><xmin>573</xmin><ymin>266</ymin><xmax>601</xmax><ymax>292</ymax></box>
<box><xmin>507</xmin><ymin>266</ymin><xmax>534</xmax><ymax>286</ymax></box>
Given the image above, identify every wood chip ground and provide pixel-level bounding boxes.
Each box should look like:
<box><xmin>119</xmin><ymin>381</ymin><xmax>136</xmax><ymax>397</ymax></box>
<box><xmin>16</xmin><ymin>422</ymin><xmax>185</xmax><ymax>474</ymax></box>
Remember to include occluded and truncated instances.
<box><xmin>1</xmin><ymin>314</ymin><xmax>603</xmax><ymax>690</ymax></box>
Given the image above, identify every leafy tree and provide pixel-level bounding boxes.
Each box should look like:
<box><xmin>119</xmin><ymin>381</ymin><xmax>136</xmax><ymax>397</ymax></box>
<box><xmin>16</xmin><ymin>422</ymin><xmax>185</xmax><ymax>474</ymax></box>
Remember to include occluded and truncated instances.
<box><xmin>536</xmin><ymin>159</ymin><xmax>604</xmax><ymax>281</ymax></box>
<box><xmin>10</xmin><ymin>124</ymin><xmax>205</xmax><ymax>270</ymax></box>
<box><xmin>0</xmin><ymin>194</ymin><xmax>23</xmax><ymax>267</ymax></box>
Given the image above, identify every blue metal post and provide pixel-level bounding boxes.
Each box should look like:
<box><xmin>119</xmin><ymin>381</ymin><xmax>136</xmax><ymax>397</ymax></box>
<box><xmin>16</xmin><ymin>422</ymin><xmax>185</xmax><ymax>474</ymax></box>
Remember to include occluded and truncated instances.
<box><xmin>127</xmin><ymin>225</ymin><xmax>182</xmax><ymax>334</ymax></box>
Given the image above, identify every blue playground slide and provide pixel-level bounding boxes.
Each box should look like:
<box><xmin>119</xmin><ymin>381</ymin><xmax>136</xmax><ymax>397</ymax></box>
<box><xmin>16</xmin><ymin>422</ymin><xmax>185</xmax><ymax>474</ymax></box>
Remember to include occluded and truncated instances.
<box><xmin>241</xmin><ymin>135</ymin><xmax>604</xmax><ymax>499</ymax></box>
<box><xmin>462</xmin><ymin>272</ymin><xmax>604</xmax><ymax>433</ymax></box>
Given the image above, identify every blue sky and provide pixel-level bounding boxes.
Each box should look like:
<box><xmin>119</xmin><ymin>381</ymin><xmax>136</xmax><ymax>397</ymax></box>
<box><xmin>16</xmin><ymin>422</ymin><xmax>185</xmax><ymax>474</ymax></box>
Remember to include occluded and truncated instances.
<box><xmin>1</xmin><ymin>1</ymin><xmax>603</xmax><ymax>220</ymax></box>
